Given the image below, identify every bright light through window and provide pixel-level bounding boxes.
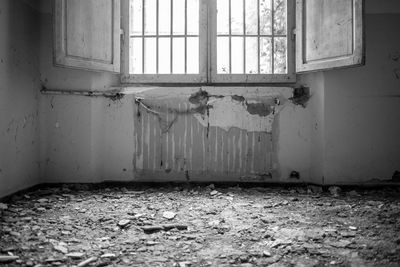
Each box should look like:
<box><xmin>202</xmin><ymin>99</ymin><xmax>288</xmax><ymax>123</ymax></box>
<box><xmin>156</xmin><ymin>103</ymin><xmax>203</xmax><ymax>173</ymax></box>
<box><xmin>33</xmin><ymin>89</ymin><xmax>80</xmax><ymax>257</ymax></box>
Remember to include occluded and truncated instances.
<box><xmin>217</xmin><ymin>0</ymin><xmax>287</xmax><ymax>74</ymax></box>
<box><xmin>129</xmin><ymin>0</ymin><xmax>200</xmax><ymax>74</ymax></box>
<box><xmin>125</xmin><ymin>0</ymin><xmax>292</xmax><ymax>83</ymax></box>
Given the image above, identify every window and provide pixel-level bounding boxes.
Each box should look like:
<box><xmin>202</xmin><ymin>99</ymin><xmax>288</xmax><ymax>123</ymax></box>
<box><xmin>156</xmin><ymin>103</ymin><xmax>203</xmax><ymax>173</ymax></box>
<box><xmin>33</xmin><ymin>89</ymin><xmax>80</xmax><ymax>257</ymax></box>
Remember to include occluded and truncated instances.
<box><xmin>211</xmin><ymin>0</ymin><xmax>295</xmax><ymax>83</ymax></box>
<box><xmin>125</xmin><ymin>0</ymin><xmax>208</xmax><ymax>83</ymax></box>
<box><xmin>121</xmin><ymin>0</ymin><xmax>295</xmax><ymax>84</ymax></box>
<box><xmin>54</xmin><ymin>0</ymin><xmax>365</xmax><ymax>83</ymax></box>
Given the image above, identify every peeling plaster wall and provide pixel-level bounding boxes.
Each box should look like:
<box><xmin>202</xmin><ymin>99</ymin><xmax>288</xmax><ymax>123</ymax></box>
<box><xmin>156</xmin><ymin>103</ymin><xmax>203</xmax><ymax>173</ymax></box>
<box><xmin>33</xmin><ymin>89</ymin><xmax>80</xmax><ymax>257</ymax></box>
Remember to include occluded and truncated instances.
<box><xmin>134</xmin><ymin>87</ymin><xmax>296</xmax><ymax>182</ymax></box>
<box><xmin>38</xmin><ymin>85</ymin><xmax>320</xmax><ymax>184</ymax></box>
<box><xmin>0</xmin><ymin>0</ymin><xmax>41</xmax><ymax>197</ymax></box>
<box><xmin>322</xmin><ymin>8</ymin><xmax>400</xmax><ymax>184</ymax></box>
<box><xmin>131</xmin><ymin>86</ymin><xmax>322</xmax><ymax>182</ymax></box>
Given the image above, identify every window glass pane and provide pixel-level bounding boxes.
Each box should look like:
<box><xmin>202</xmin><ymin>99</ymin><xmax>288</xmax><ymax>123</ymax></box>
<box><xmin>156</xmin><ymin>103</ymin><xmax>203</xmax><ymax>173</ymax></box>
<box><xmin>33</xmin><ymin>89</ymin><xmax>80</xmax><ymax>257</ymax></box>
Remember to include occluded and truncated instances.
<box><xmin>173</xmin><ymin>0</ymin><xmax>185</xmax><ymax>35</ymax></box>
<box><xmin>231</xmin><ymin>0</ymin><xmax>243</xmax><ymax>35</ymax></box>
<box><xmin>159</xmin><ymin>37</ymin><xmax>171</xmax><ymax>74</ymax></box>
<box><xmin>231</xmin><ymin>37</ymin><xmax>244</xmax><ymax>74</ymax></box>
<box><xmin>245</xmin><ymin>37</ymin><xmax>258</xmax><ymax>74</ymax></box>
<box><xmin>217</xmin><ymin>0</ymin><xmax>229</xmax><ymax>34</ymax></box>
<box><xmin>187</xmin><ymin>37</ymin><xmax>199</xmax><ymax>74</ymax></box>
<box><xmin>260</xmin><ymin>37</ymin><xmax>272</xmax><ymax>74</ymax></box>
<box><xmin>159</xmin><ymin>0</ymin><xmax>171</xmax><ymax>35</ymax></box>
<box><xmin>260</xmin><ymin>0</ymin><xmax>272</xmax><ymax>35</ymax></box>
<box><xmin>144</xmin><ymin>0</ymin><xmax>156</xmax><ymax>35</ymax></box>
<box><xmin>144</xmin><ymin>37</ymin><xmax>156</xmax><ymax>73</ymax></box>
<box><xmin>130</xmin><ymin>0</ymin><xmax>142</xmax><ymax>35</ymax></box>
<box><xmin>217</xmin><ymin>37</ymin><xmax>230</xmax><ymax>74</ymax></box>
<box><xmin>172</xmin><ymin>37</ymin><xmax>185</xmax><ymax>73</ymax></box>
<box><xmin>274</xmin><ymin>37</ymin><xmax>287</xmax><ymax>74</ymax></box>
<box><xmin>130</xmin><ymin>37</ymin><xmax>143</xmax><ymax>74</ymax></box>
<box><xmin>274</xmin><ymin>0</ymin><xmax>286</xmax><ymax>35</ymax></box>
<box><xmin>245</xmin><ymin>0</ymin><xmax>258</xmax><ymax>35</ymax></box>
<box><xmin>187</xmin><ymin>0</ymin><xmax>199</xmax><ymax>35</ymax></box>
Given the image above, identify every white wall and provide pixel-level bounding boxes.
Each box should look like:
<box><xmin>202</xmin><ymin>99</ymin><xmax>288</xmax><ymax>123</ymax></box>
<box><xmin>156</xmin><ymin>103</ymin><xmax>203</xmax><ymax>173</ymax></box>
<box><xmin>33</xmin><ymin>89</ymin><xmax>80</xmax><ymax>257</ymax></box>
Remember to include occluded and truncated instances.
<box><xmin>323</xmin><ymin>10</ymin><xmax>400</xmax><ymax>183</ymax></box>
<box><xmin>0</xmin><ymin>0</ymin><xmax>41</xmax><ymax>197</ymax></box>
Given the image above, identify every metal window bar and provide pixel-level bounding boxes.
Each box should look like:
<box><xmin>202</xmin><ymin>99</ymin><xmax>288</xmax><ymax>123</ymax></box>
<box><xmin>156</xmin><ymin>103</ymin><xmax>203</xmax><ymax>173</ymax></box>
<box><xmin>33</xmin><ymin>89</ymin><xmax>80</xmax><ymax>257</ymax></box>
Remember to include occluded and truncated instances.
<box><xmin>130</xmin><ymin>34</ymin><xmax>199</xmax><ymax>37</ymax></box>
<box><xmin>142</xmin><ymin>0</ymin><xmax>145</xmax><ymax>74</ymax></box>
<box><xmin>271</xmin><ymin>0</ymin><xmax>275</xmax><ymax>74</ymax></box>
<box><xmin>170</xmin><ymin>0</ymin><xmax>174</xmax><ymax>74</ymax></box>
<box><xmin>215</xmin><ymin>0</ymin><xmax>286</xmax><ymax>75</ymax></box>
<box><xmin>257</xmin><ymin>0</ymin><xmax>260</xmax><ymax>74</ymax></box>
<box><xmin>185</xmin><ymin>0</ymin><xmax>188</xmax><ymax>74</ymax></box>
<box><xmin>156</xmin><ymin>0</ymin><xmax>159</xmax><ymax>74</ymax></box>
<box><xmin>242</xmin><ymin>0</ymin><xmax>245</xmax><ymax>74</ymax></box>
<box><xmin>130</xmin><ymin>0</ymin><xmax>202</xmax><ymax>74</ymax></box>
<box><xmin>136</xmin><ymin>0</ymin><xmax>290</xmax><ymax>76</ymax></box>
<box><xmin>228</xmin><ymin>0</ymin><xmax>232</xmax><ymax>74</ymax></box>
<box><xmin>215</xmin><ymin>34</ymin><xmax>286</xmax><ymax>37</ymax></box>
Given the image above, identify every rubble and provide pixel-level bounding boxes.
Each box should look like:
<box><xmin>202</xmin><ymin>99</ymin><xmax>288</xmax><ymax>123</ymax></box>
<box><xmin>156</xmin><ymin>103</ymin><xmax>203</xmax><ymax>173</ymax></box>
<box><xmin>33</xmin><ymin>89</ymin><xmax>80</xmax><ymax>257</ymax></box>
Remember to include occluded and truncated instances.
<box><xmin>0</xmin><ymin>255</ymin><xmax>19</xmax><ymax>262</ymax></box>
<box><xmin>101</xmin><ymin>253</ymin><xmax>116</xmax><ymax>258</ymax></box>
<box><xmin>328</xmin><ymin>186</ymin><xmax>342</xmax><ymax>197</ymax></box>
<box><xmin>66</xmin><ymin>252</ymin><xmax>85</xmax><ymax>259</ymax></box>
<box><xmin>347</xmin><ymin>190</ymin><xmax>361</xmax><ymax>197</ymax></box>
<box><xmin>0</xmin><ymin>184</ymin><xmax>399</xmax><ymax>266</ymax></box>
<box><xmin>77</xmin><ymin>256</ymin><xmax>97</xmax><ymax>267</ymax></box>
<box><xmin>307</xmin><ymin>185</ymin><xmax>323</xmax><ymax>194</ymax></box>
<box><xmin>117</xmin><ymin>219</ymin><xmax>131</xmax><ymax>228</ymax></box>
<box><xmin>162</xmin><ymin>211</ymin><xmax>177</xmax><ymax>220</ymax></box>
<box><xmin>141</xmin><ymin>224</ymin><xmax>188</xmax><ymax>233</ymax></box>
<box><xmin>53</xmin><ymin>244</ymin><xmax>68</xmax><ymax>254</ymax></box>
<box><xmin>210</xmin><ymin>190</ymin><xmax>219</xmax><ymax>196</ymax></box>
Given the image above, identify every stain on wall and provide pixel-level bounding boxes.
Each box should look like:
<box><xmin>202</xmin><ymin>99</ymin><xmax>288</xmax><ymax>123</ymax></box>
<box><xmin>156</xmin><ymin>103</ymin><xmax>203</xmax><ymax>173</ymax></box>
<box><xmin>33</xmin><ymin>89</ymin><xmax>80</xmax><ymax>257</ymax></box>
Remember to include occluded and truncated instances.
<box><xmin>132</xmin><ymin>87</ymin><xmax>299</xmax><ymax>182</ymax></box>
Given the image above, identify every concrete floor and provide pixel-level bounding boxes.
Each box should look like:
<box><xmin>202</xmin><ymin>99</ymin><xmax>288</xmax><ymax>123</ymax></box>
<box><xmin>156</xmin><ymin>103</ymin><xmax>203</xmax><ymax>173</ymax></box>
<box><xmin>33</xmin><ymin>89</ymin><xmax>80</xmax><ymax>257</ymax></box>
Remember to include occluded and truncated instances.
<box><xmin>0</xmin><ymin>184</ymin><xmax>399</xmax><ymax>266</ymax></box>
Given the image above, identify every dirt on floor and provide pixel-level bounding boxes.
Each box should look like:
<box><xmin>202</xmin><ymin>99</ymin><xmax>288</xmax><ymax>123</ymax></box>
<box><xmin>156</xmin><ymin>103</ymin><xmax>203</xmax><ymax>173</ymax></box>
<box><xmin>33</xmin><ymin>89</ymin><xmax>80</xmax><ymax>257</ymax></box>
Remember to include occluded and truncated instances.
<box><xmin>0</xmin><ymin>184</ymin><xmax>400</xmax><ymax>267</ymax></box>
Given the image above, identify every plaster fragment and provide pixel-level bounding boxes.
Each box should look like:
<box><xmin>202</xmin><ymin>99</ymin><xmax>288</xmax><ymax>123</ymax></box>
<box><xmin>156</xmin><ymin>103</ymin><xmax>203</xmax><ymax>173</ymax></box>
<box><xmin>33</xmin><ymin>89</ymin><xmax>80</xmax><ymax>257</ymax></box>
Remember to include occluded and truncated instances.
<box><xmin>231</xmin><ymin>95</ymin><xmax>246</xmax><ymax>102</ymax></box>
<box><xmin>289</xmin><ymin>87</ymin><xmax>310</xmax><ymax>108</ymax></box>
<box><xmin>246</xmin><ymin>102</ymin><xmax>273</xmax><ymax>117</ymax></box>
<box><xmin>194</xmin><ymin>96</ymin><xmax>281</xmax><ymax>133</ymax></box>
<box><xmin>188</xmin><ymin>90</ymin><xmax>209</xmax><ymax>105</ymax></box>
<box><xmin>392</xmin><ymin>170</ymin><xmax>400</xmax><ymax>182</ymax></box>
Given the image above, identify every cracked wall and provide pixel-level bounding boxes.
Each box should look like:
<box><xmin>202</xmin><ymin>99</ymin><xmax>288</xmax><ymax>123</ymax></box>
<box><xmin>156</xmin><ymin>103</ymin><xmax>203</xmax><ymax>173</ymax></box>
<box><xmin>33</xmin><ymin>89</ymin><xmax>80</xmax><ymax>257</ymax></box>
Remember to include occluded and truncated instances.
<box><xmin>0</xmin><ymin>0</ymin><xmax>41</xmax><ymax>197</ymax></box>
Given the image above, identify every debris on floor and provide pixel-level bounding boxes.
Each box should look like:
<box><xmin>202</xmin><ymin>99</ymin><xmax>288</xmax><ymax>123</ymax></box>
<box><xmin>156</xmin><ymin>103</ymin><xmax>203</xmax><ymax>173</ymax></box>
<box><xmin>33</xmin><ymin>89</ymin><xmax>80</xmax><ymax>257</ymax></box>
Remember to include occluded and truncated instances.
<box><xmin>0</xmin><ymin>184</ymin><xmax>399</xmax><ymax>266</ymax></box>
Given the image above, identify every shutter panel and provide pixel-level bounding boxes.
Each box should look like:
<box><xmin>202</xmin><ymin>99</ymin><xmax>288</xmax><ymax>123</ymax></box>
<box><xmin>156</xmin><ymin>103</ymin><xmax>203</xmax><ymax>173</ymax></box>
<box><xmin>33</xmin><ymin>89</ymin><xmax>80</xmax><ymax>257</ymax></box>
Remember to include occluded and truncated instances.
<box><xmin>296</xmin><ymin>0</ymin><xmax>364</xmax><ymax>73</ymax></box>
<box><xmin>54</xmin><ymin>0</ymin><xmax>120</xmax><ymax>73</ymax></box>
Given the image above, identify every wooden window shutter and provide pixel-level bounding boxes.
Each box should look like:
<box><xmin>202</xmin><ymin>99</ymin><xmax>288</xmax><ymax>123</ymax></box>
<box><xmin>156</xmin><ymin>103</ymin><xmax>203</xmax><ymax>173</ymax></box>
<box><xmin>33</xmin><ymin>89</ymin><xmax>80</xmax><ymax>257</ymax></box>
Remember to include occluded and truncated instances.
<box><xmin>54</xmin><ymin>0</ymin><xmax>121</xmax><ymax>73</ymax></box>
<box><xmin>296</xmin><ymin>0</ymin><xmax>365</xmax><ymax>73</ymax></box>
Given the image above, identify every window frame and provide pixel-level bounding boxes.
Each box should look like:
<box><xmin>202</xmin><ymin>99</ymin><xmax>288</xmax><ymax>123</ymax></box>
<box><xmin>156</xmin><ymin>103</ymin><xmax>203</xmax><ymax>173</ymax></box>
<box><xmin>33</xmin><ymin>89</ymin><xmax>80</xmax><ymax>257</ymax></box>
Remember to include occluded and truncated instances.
<box><xmin>121</xmin><ymin>0</ymin><xmax>296</xmax><ymax>84</ymax></box>
<box><xmin>209</xmin><ymin>0</ymin><xmax>296</xmax><ymax>83</ymax></box>
<box><xmin>120</xmin><ymin>0</ymin><xmax>208</xmax><ymax>83</ymax></box>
